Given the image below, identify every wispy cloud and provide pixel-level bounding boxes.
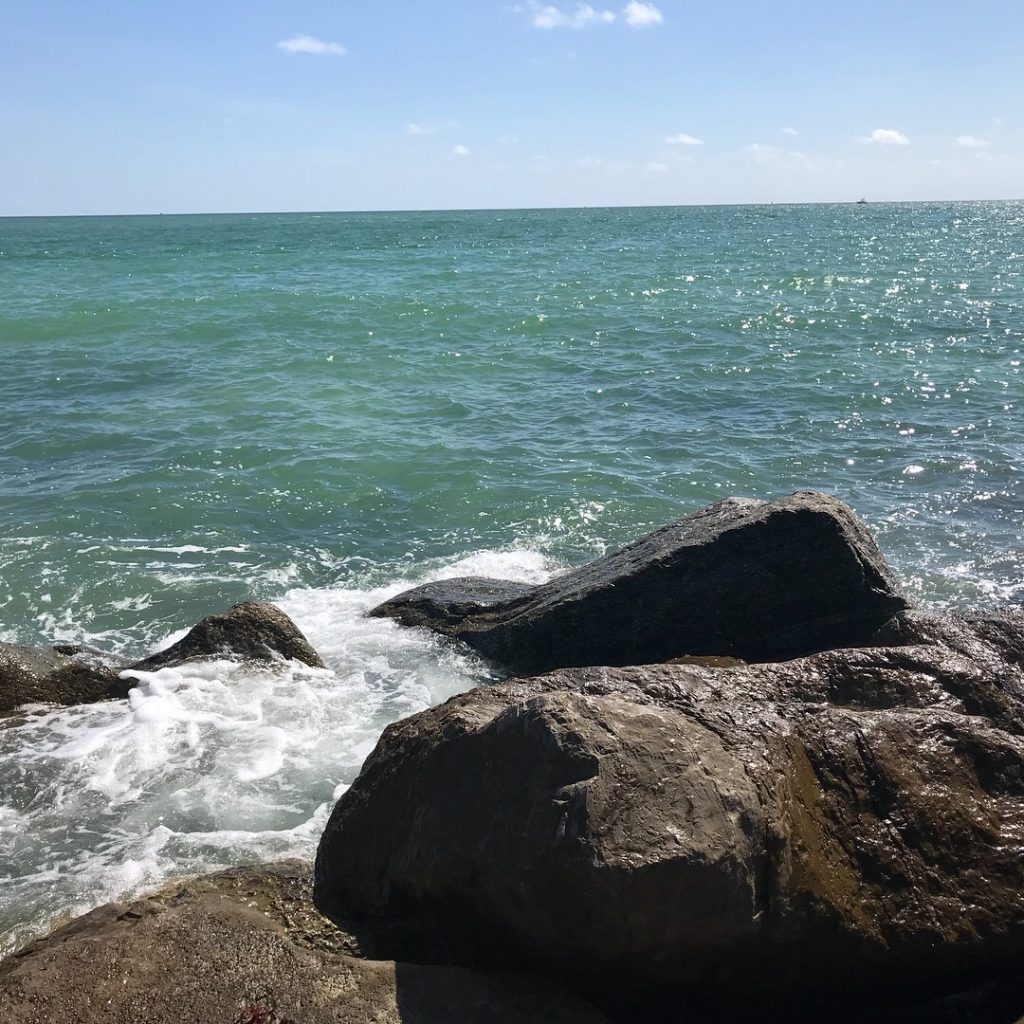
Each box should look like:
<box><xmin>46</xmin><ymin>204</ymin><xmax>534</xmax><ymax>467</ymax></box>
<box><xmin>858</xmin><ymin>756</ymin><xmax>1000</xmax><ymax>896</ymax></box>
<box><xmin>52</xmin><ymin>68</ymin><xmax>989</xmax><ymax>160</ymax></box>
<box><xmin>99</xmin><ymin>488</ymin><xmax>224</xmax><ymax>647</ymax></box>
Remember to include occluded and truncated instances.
<box><xmin>956</xmin><ymin>134</ymin><xmax>989</xmax><ymax>148</ymax></box>
<box><xmin>859</xmin><ymin>128</ymin><xmax>910</xmax><ymax>145</ymax></box>
<box><xmin>781</xmin><ymin>127</ymin><xmax>798</xmax><ymax>136</ymax></box>
<box><xmin>277</xmin><ymin>35</ymin><xmax>346</xmax><ymax>56</ymax></box>
<box><xmin>623</xmin><ymin>2</ymin><xmax>663</xmax><ymax>26</ymax></box>
<box><xmin>407</xmin><ymin>123</ymin><xmax>437</xmax><ymax>135</ymax></box>
<box><xmin>666</xmin><ymin>133</ymin><xmax>704</xmax><ymax>146</ymax></box>
<box><xmin>577</xmin><ymin>156</ymin><xmax>627</xmax><ymax>176</ymax></box>
<box><xmin>744</xmin><ymin>143</ymin><xmax>840</xmax><ymax>173</ymax></box>
<box><xmin>518</xmin><ymin>2</ymin><xmax>662</xmax><ymax>28</ymax></box>
<box><xmin>745</xmin><ymin>143</ymin><xmax>781</xmax><ymax>162</ymax></box>
<box><xmin>645</xmin><ymin>160</ymin><xmax>670</xmax><ymax>172</ymax></box>
<box><xmin>525</xmin><ymin>3</ymin><xmax>616</xmax><ymax>28</ymax></box>
<box><xmin>452</xmin><ymin>144</ymin><xmax>472</xmax><ymax>157</ymax></box>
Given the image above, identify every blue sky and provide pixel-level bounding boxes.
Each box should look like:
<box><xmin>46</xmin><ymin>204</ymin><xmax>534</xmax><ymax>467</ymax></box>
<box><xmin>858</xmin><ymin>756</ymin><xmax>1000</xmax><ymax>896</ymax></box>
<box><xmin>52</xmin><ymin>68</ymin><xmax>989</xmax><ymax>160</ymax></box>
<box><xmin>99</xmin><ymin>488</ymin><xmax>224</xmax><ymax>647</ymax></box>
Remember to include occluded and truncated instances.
<box><xmin>1</xmin><ymin>1</ymin><xmax>1020</xmax><ymax>214</ymax></box>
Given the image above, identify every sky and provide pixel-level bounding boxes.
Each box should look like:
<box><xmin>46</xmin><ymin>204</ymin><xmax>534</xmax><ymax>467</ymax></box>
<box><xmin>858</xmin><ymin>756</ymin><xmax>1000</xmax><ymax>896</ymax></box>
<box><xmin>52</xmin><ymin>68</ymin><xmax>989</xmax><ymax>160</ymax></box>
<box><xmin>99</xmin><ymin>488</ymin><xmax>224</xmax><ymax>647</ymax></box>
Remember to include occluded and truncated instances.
<box><xmin>1</xmin><ymin>0</ymin><xmax>1021</xmax><ymax>214</ymax></box>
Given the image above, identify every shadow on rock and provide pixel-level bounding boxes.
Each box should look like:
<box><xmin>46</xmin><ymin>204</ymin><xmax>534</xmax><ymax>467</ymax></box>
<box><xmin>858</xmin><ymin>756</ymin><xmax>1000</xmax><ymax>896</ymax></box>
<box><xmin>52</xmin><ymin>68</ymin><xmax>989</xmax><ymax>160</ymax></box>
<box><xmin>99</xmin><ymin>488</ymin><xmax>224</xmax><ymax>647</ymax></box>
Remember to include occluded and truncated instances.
<box><xmin>0</xmin><ymin>862</ymin><xmax>611</xmax><ymax>1024</ymax></box>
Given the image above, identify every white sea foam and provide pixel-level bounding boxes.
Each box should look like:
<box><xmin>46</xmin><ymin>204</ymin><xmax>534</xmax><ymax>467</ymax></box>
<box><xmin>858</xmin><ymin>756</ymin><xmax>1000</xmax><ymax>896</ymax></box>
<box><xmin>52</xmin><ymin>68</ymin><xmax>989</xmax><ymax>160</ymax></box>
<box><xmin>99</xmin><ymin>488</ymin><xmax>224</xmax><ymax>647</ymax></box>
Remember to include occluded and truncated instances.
<box><xmin>0</xmin><ymin>547</ymin><xmax>555</xmax><ymax>958</ymax></box>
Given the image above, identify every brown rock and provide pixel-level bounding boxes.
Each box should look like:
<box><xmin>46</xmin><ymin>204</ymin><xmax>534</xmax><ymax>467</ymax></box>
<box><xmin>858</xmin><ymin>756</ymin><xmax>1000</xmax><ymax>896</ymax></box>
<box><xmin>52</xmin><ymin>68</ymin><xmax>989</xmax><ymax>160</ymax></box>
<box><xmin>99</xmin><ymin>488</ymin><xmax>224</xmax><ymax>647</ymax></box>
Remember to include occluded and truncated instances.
<box><xmin>131</xmin><ymin>601</ymin><xmax>325</xmax><ymax>672</ymax></box>
<box><xmin>0</xmin><ymin>641</ymin><xmax>130</xmax><ymax>716</ymax></box>
<box><xmin>315</xmin><ymin>616</ymin><xmax>1024</xmax><ymax>1018</ymax></box>
<box><xmin>0</xmin><ymin>861</ymin><xmax>610</xmax><ymax>1024</ymax></box>
<box><xmin>370</xmin><ymin>491</ymin><xmax>908</xmax><ymax>674</ymax></box>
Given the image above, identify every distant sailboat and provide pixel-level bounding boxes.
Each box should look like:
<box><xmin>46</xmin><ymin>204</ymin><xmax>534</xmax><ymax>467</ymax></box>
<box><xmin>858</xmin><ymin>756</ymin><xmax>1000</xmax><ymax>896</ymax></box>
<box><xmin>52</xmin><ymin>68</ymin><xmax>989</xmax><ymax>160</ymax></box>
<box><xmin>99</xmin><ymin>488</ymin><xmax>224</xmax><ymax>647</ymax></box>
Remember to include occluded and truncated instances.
<box><xmin>856</xmin><ymin>197</ymin><xmax>868</xmax><ymax>204</ymax></box>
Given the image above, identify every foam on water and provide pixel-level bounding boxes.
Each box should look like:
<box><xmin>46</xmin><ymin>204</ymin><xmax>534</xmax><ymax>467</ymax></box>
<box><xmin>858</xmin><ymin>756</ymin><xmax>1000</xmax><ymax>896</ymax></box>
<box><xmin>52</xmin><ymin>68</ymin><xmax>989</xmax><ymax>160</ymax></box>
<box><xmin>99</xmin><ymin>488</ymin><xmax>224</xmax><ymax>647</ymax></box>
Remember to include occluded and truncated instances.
<box><xmin>0</xmin><ymin>548</ymin><xmax>550</xmax><ymax>958</ymax></box>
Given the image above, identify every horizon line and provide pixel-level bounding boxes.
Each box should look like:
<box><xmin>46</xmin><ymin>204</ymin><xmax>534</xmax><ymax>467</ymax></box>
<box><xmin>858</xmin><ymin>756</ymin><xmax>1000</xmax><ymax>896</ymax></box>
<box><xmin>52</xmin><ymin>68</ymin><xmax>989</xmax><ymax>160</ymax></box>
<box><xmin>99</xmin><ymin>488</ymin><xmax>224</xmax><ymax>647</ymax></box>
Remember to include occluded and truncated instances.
<box><xmin>1</xmin><ymin>197</ymin><xmax>1021</xmax><ymax>220</ymax></box>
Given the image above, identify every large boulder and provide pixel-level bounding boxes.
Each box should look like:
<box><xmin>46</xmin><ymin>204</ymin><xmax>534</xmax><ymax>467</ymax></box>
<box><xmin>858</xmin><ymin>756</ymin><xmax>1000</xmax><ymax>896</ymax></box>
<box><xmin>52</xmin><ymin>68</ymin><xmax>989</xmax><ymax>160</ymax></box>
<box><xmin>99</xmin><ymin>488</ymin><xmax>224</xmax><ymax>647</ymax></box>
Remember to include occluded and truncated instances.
<box><xmin>0</xmin><ymin>641</ymin><xmax>129</xmax><ymax>716</ymax></box>
<box><xmin>315</xmin><ymin>612</ymin><xmax>1024</xmax><ymax>1019</ymax></box>
<box><xmin>370</xmin><ymin>491</ymin><xmax>908</xmax><ymax>673</ymax></box>
<box><xmin>131</xmin><ymin>600</ymin><xmax>325</xmax><ymax>672</ymax></box>
<box><xmin>0</xmin><ymin>861</ymin><xmax>610</xmax><ymax>1024</ymax></box>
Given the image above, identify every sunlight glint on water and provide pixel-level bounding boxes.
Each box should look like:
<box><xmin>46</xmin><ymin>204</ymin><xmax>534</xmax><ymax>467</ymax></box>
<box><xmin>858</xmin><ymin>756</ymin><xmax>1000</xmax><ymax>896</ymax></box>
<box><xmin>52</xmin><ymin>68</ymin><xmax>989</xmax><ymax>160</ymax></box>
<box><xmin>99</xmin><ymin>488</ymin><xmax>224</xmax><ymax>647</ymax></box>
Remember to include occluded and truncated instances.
<box><xmin>0</xmin><ymin>203</ymin><xmax>1021</xmax><ymax>953</ymax></box>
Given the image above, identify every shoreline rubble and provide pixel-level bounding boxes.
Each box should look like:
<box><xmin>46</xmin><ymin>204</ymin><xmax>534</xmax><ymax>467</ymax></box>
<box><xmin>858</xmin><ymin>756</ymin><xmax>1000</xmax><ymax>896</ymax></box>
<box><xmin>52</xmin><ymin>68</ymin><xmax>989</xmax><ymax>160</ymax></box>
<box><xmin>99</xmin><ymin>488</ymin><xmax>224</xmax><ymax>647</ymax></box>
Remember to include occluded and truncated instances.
<box><xmin>2</xmin><ymin>490</ymin><xmax>1023</xmax><ymax>1022</ymax></box>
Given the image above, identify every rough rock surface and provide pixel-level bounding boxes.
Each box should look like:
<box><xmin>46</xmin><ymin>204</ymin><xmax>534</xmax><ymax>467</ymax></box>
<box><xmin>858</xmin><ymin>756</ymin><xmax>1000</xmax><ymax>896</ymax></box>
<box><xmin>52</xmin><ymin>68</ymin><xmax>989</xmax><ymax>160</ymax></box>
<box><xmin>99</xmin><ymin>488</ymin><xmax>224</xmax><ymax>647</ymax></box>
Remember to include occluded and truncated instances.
<box><xmin>132</xmin><ymin>600</ymin><xmax>325</xmax><ymax>672</ymax></box>
<box><xmin>315</xmin><ymin>611</ymin><xmax>1024</xmax><ymax>1019</ymax></box>
<box><xmin>0</xmin><ymin>861</ymin><xmax>611</xmax><ymax>1024</ymax></box>
<box><xmin>0</xmin><ymin>641</ymin><xmax>130</xmax><ymax>715</ymax></box>
<box><xmin>370</xmin><ymin>491</ymin><xmax>908</xmax><ymax>673</ymax></box>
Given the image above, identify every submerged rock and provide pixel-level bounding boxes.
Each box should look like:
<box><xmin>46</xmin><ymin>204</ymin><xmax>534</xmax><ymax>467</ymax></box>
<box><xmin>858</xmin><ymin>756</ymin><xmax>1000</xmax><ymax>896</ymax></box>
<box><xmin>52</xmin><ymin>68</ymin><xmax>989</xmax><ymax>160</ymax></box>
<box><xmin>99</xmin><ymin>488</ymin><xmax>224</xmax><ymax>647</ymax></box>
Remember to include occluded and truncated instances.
<box><xmin>0</xmin><ymin>861</ymin><xmax>610</xmax><ymax>1024</ymax></box>
<box><xmin>131</xmin><ymin>600</ymin><xmax>325</xmax><ymax>672</ymax></box>
<box><xmin>370</xmin><ymin>491</ymin><xmax>908</xmax><ymax>673</ymax></box>
<box><xmin>0</xmin><ymin>641</ymin><xmax>130</xmax><ymax>716</ymax></box>
<box><xmin>315</xmin><ymin>612</ymin><xmax>1024</xmax><ymax>1019</ymax></box>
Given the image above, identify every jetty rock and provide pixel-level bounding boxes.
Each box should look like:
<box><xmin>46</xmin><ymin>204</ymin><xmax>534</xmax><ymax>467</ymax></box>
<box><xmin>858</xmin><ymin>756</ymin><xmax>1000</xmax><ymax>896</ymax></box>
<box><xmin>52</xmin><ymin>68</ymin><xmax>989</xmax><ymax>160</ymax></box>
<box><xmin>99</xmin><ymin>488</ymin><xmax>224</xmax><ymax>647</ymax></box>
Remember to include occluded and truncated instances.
<box><xmin>0</xmin><ymin>641</ymin><xmax>129</xmax><ymax>716</ymax></box>
<box><xmin>131</xmin><ymin>600</ymin><xmax>325</xmax><ymax>672</ymax></box>
<box><xmin>0</xmin><ymin>861</ymin><xmax>609</xmax><ymax>1024</ymax></box>
<box><xmin>315</xmin><ymin>610</ymin><xmax>1024</xmax><ymax>1019</ymax></box>
<box><xmin>369</xmin><ymin>490</ymin><xmax>909</xmax><ymax>674</ymax></box>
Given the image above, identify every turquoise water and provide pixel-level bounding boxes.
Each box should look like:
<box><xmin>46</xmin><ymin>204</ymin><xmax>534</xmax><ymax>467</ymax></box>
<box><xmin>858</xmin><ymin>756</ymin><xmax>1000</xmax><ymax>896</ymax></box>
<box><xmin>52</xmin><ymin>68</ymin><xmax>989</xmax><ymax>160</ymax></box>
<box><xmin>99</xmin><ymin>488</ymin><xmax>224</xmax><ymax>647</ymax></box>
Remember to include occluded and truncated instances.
<box><xmin>0</xmin><ymin>203</ymin><xmax>1022</xmax><ymax>953</ymax></box>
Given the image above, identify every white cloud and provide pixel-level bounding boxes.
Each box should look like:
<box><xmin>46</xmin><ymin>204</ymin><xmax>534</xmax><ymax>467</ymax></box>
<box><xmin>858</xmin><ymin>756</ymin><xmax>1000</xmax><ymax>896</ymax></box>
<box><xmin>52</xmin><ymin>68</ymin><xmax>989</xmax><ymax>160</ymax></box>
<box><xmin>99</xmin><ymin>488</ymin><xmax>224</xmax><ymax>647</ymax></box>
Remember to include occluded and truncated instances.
<box><xmin>645</xmin><ymin>161</ymin><xmax>670</xmax><ymax>172</ymax></box>
<box><xmin>781</xmin><ymin>127</ymin><xmax>798</xmax><ymax>136</ymax></box>
<box><xmin>452</xmin><ymin>144</ymin><xmax>471</xmax><ymax>157</ymax></box>
<box><xmin>623</xmin><ymin>2</ymin><xmax>663</xmax><ymax>26</ymax></box>
<box><xmin>859</xmin><ymin>128</ymin><xmax>910</xmax><ymax>145</ymax></box>
<box><xmin>529</xmin><ymin>3</ymin><xmax>616</xmax><ymax>28</ymax></box>
<box><xmin>666</xmin><ymin>133</ymin><xmax>704</xmax><ymax>146</ymax></box>
<box><xmin>956</xmin><ymin>134</ymin><xmax>989</xmax><ymax>148</ymax></box>
<box><xmin>991</xmin><ymin>115</ymin><xmax>1004</xmax><ymax>129</ymax></box>
<box><xmin>518</xmin><ymin>1</ymin><xmax>661</xmax><ymax>29</ymax></box>
<box><xmin>407</xmin><ymin>123</ymin><xmax>437</xmax><ymax>135</ymax></box>
<box><xmin>744</xmin><ymin>143</ymin><xmax>840</xmax><ymax>173</ymax></box>
<box><xmin>276</xmin><ymin>35</ymin><xmax>346</xmax><ymax>56</ymax></box>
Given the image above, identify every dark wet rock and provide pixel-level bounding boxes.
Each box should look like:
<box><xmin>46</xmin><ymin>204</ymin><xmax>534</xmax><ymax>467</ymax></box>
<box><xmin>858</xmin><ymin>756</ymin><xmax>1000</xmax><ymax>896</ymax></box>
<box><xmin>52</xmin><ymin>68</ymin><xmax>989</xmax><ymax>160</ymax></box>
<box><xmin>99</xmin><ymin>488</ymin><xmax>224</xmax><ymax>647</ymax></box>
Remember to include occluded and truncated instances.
<box><xmin>874</xmin><ymin>607</ymin><xmax>1024</xmax><ymax>667</ymax></box>
<box><xmin>375</xmin><ymin>577</ymin><xmax>536</xmax><ymax>630</ymax></box>
<box><xmin>0</xmin><ymin>641</ymin><xmax>130</xmax><ymax>716</ymax></box>
<box><xmin>0</xmin><ymin>861</ymin><xmax>611</xmax><ymax>1024</ymax></box>
<box><xmin>50</xmin><ymin>642</ymin><xmax>129</xmax><ymax>667</ymax></box>
<box><xmin>871</xmin><ymin>608</ymin><xmax>1024</xmax><ymax>732</ymax></box>
<box><xmin>370</xmin><ymin>491</ymin><xmax>908</xmax><ymax>673</ymax></box>
<box><xmin>132</xmin><ymin>600</ymin><xmax>325</xmax><ymax>672</ymax></box>
<box><xmin>315</xmin><ymin>624</ymin><xmax>1024</xmax><ymax>1019</ymax></box>
<box><xmin>0</xmin><ymin>602</ymin><xmax>324</xmax><ymax>715</ymax></box>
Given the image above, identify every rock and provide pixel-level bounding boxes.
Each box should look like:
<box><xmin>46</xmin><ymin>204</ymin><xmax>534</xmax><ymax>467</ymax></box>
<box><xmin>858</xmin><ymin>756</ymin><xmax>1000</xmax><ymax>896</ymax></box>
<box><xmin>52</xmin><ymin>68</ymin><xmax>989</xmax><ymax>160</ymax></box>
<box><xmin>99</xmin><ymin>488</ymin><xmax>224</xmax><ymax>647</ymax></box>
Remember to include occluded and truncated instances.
<box><xmin>0</xmin><ymin>641</ymin><xmax>130</xmax><ymax>716</ymax></box>
<box><xmin>1</xmin><ymin>602</ymin><xmax>324</xmax><ymax>715</ymax></box>
<box><xmin>0</xmin><ymin>861</ymin><xmax>611</xmax><ymax>1024</ymax></box>
<box><xmin>370</xmin><ymin>491</ymin><xmax>908</xmax><ymax>673</ymax></box>
<box><xmin>374</xmin><ymin>577</ymin><xmax>536</xmax><ymax>630</ymax></box>
<box><xmin>131</xmin><ymin>600</ymin><xmax>325</xmax><ymax>672</ymax></box>
<box><xmin>314</xmin><ymin>618</ymin><xmax>1024</xmax><ymax>1019</ymax></box>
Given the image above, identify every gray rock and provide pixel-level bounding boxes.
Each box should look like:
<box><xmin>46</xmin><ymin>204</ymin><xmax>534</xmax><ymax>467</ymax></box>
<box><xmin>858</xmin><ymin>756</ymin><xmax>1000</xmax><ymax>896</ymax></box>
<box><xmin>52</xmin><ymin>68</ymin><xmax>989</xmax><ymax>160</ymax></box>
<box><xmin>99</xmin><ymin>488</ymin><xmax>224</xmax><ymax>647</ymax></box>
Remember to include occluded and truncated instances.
<box><xmin>131</xmin><ymin>600</ymin><xmax>325</xmax><ymax>672</ymax></box>
<box><xmin>0</xmin><ymin>861</ymin><xmax>610</xmax><ymax>1024</ymax></box>
<box><xmin>315</xmin><ymin>614</ymin><xmax>1024</xmax><ymax>1018</ymax></box>
<box><xmin>0</xmin><ymin>641</ymin><xmax>130</xmax><ymax>716</ymax></box>
<box><xmin>374</xmin><ymin>577</ymin><xmax>535</xmax><ymax>630</ymax></box>
<box><xmin>370</xmin><ymin>491</ymin><xmax>908</xmax><ymax>673</ymax></box>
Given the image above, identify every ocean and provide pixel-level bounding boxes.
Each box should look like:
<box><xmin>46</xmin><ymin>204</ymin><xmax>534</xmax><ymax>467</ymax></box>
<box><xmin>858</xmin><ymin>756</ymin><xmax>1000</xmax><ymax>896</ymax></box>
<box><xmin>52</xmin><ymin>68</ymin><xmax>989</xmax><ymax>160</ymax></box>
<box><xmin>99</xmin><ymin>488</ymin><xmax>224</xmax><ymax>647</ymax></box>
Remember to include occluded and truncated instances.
<box><xmin>0</xmin><ymin>202</ymin><xmax>1021</xmax><ymax>955</ymax></box>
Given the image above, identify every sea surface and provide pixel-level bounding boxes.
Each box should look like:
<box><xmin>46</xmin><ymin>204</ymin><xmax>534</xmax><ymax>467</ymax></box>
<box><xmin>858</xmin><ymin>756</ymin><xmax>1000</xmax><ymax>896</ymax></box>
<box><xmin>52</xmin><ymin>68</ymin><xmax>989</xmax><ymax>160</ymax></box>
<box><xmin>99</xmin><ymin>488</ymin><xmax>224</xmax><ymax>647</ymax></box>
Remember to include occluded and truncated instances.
<box><xmin>0</xmin><ymin>202</ymin><xmax>1022</xmax><ymax>955</ymax></box>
